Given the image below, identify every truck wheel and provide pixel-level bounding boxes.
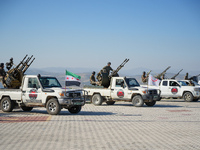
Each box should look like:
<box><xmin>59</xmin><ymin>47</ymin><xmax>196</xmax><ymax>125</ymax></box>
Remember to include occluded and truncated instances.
<box><xmin>145</xmin><ymin>101</ymin><xmax>156</xmax><ymax>106</ymax></box>
<box><xmin>21</xmin><ymin>106</ymin><xmax>33</xmax><ymax>112</ymax></box>
<box><xmin>183</xmin><ymin>92</ymin><xmax>193</xmax><ymax>102</ymax></box>
<box><xmin>132</xmin><ymin>95</ymin><xmax>144</xmax><ymax>107</ymax></box>
<box><xmin>106</xmin><ymin>101</ymin><xmax>115</xmax><ymax>105</ymax></box>
<box><xmin>46</xmin><ymin>98</ymin><xmax>61</xmax><ymax>115</ymax></box>
<box><xmin>92</xmin><ymin>94</ymin><xmax>103</xmax><ymax>105</ymax></box>
<box><xmin>193</xmin><ymin>98</ymin><xmax>199</xmax><ymax>102</ymax></box>
<box><xmin>68</xmin><ymin>105</ymin><xmax>82</xmax><ymax>114</ymax></box>
<box><xmin>1</xmin><ymin>97</ymin><xmax>14</xmax><ymax>112</ymax></box>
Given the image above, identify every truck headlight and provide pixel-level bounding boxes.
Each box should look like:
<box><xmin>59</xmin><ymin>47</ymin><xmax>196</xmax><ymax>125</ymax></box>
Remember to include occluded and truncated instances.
<box><xmin>142</xmin><ymin>90</ymin><xmax>147</xmax><ymax>94</ymax></box>
<box><xmin>59</xmin><ymin>93</ymin><xmax>64</xmax><ymax>97</ymax></box>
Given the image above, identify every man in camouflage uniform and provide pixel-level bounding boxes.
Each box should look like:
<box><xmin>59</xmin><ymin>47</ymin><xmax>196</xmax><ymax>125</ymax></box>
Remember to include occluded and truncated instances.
<box><xmin>184</xmin><ymin>73</ymin><xmax>189</xmax><ymax>80</ymax></box>
<box><xmin>90</xmin><ymin>71</ymin><xmax>99</xmax><ymax>86</ymax></box>
<box><xmin>161</xmin><ymin>74</ymin><xmax>165</xmax><ymax>80</ymax></box>
<box><xmin>103</xmin><ymin>62</ymin><xmax>113</xmax><ymax>75</ymax></box>
<box><xmin>0</xmin><ymin>63</ymin><xmax>6</xmax><ymax>85</ymax></box>
<box><xmin>141</xmin><ymin>71</ymin><xmax>147</xmax><ymax>83</ymax></box>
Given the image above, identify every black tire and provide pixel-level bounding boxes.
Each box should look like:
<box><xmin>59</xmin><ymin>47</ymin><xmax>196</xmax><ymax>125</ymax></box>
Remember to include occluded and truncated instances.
<box><xmin>92</xmin><ymin>94</ymin><xmax>103</xmax><ymax>105</ymax></box>
<box><xmin>21</xmin><ymin>106</ymin><xmax>33</xmax><ymax>112</ymax></box>
<box><xmin>106</xmin><ymin>101</ymin><xmax>115</xmax><ymax>105</ymax></box>
<box><xmin>68</xmin><ymin>105</ymin><xmax>82</xmax><ymax>114</ymax></box>
<box><xmin>145</xmin><ymin>101</ymin><xmax>156</xmax><ymax>107</ymax></box>
<box><xmin>46</xmin><ymin>98</ymin><xmax>61</xmax><ymax>115</ymax></box>
<box><xmin>193</xmin><ymin>98</ymin><xmax>199</xmax><ymax>102</ymax></box>
<box><xmin>1</xmin><ymin>97</ymin><xmax>14</xmax><ymax>112</ymax></box>
<box><xmin>183</xmin><ymin>92</ymin><xmax>193</xmax><ymax>102</ymax></box>
<box><xmin>132</xmin><ymin>95</ymin><xmax>144</xmax><ymax>107</ymax></box>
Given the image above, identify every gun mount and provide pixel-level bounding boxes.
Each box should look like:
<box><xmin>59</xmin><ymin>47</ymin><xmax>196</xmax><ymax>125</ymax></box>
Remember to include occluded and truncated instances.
<box><xmin>171</xmin><ymin>69</ymin><xmax>183</xmax><ymax>79</ymax></box>
<box><xmin>97</xmin><ymin>59</ymin><xmax>129</xmax><ymax>88</ymax></box>
<box><xmin>189</xmin><ymin>74</ymin><xmax>200</xmax><ymax>83</ymax></box>
<box><xmin>3</xmin><ymin>55</ymin><xmax>35</xmax><ymax>89</ymax></box>
<box><xmin>154</xmin><ymin>66</ymin><xmax>171</xmax><ymax>80</ymax></box>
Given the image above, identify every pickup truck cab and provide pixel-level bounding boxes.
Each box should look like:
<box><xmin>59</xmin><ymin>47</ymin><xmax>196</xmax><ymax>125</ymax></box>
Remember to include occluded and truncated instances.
<box><xmin>84</xmin><ymin>77</ymin><xmax>160</xmax><ymax>107</ymax></box>
<box><xmin>149</xmin><ymin>79</ymin><xmax>200</xmax><ymax>102</ymax></box>
<box><xmin>0</xmin><ymin>75</ymin><xmax>86</xmax><ymax>115</ymax></box>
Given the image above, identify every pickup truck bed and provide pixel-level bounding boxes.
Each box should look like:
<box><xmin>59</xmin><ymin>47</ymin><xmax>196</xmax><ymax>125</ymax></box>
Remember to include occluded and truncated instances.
<box><xmin>0</xmin><ymin>88</ymin><xmax>21</xmax><ymax>100</ymax></box>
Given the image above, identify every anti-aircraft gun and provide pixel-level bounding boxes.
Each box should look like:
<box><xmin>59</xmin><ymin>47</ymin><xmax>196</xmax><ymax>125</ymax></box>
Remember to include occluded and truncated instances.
<box><xmin>171</xmin><ymin>69</ymin><xmax>183</xmax><ymax>79</ymax></box>
<box><xmin>154</xmin><ymin>66</ymin><xmax>171</xmax><ymax>80</ymax></box>
<box><xmin>189</xmin><ymin>74</ymin><xmax>200</xmax><ymax>83</ymax></box>
<box><xmin>97</xmin><ymin>59</ymin><xmax>129</xmax><ymax>88</ymax></box>
<box><xmin>3</xmin><ymin>55</ymin><xmax>35</xmax><ymax>89</ymax></box>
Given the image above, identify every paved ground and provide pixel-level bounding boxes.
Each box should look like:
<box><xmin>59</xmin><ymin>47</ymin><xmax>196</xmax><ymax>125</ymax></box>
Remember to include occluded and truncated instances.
<box><xmin>0</xmin><ymin>99</ymin><xmax>200</xmax><ymax>150</ymax></box>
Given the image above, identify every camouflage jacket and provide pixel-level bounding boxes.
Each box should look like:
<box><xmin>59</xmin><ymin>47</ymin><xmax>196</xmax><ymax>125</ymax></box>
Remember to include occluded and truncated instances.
<box><xmin>90</xmin><ymin>75</ymin><xmax>96</xmax><ymax>83</ymax></box>
<box><xmin>0</xmin><ymin>68</ymin><xmax>6</xmax><ymax>77</ymax></box>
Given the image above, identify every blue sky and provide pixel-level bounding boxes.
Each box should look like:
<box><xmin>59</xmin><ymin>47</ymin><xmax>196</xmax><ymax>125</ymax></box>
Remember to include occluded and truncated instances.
<box><xmin>0</xmin><ymin>0</ymin><xmax>199</xmax><ymax>72</ymax></box>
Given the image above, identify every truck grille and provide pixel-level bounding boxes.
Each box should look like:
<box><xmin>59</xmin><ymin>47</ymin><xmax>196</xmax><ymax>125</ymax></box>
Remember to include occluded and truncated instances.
<box><xmin>148</xmin><ymin>90</ymin><xmax>157</xmax><ymax>95</ymax></box>
<box><xmin>66</xmin><ymin>92</ymin><xmax>81</xmax><ymax>98</ymax></box>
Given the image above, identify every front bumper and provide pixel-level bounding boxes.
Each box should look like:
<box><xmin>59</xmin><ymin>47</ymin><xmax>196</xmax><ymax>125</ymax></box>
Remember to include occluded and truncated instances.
<box><xmin>58</xmin><ymin>98</ymin><xmax>85</xmax><ymax>106</ymax></box>
<box><xmin>142</xmin><ymin>94</ymin><xmax>160</xmax><ymax>101</ymax></box>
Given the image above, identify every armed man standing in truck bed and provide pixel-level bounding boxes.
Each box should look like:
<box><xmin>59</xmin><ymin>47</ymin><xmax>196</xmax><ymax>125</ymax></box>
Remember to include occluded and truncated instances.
<box><xmin>103</xmin><ymin>62</ymin><xmax>113</xmax><ymax>75</ymax></box>
<box><xmin>141</xmin><ymin>71</ymin><xmax>147</xmax><ymax>83</ymax></box>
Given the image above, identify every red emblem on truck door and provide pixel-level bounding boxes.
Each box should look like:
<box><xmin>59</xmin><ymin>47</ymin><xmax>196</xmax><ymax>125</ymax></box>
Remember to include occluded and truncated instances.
<box><xmin>117</xmin><ymin>90</ymin><xmax>124</xmax><ymax>98</ymax></box>
<box><xmin>171</xmin><ymin>88</ymin><xmax>178</xmax><ymax>94</ymax></box>
<box><xmin>29</xmin><ymin>89</ymin><xmax>38</xmax><ymax>100</ymax></box>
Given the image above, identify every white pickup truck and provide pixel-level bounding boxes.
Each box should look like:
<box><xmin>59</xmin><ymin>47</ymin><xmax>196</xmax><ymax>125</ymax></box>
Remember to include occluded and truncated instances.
<box><xmin>147</xmin><ymin>79</ymin><xmax>200</xmax><ymax>102</ymax></box>
<box><xmin>0</xmin><ymin>74</ymin><xmax>86</xmax><ymax>115</ymax></box>
<box><xmin>84</xmin><ymin>77</ymin><xmax>160</xmax><ymax>107</ymax></box>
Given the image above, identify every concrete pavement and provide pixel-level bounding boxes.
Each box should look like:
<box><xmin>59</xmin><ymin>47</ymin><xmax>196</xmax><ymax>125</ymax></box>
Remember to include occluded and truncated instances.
<box><xmin>0</xmin><ymin>99</ymin><xmax>200</xmax><ymax>150</ymax></box>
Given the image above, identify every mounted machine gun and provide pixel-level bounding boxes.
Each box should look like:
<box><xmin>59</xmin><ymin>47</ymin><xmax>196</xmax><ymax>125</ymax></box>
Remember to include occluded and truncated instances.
<box><xmin>154</xmin><ymin>66</ymin><xmax>171</xmax><ymax>80</ymax></box>
<box><xmin>171</xmin><ymin>69</ymin><xmax>183</xmax><ymax>79</ymax></box>
<box><xmin>3</xmin><ymin>55</ymin><xmax>35</xmax><ymax>88</ymax></box>
<box><xmin>189</xmin><ymin>74</ymin><xmax>200</xmax><ymax>83</ymax></box>
<box><xmin>97</xmin><ymin>59</ymin><xmax>129</xmax><ymax>88</ymax></box>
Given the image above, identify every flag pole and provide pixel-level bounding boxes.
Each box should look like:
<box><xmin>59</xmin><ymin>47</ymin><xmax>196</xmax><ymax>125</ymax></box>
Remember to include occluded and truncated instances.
<box><xmin>147</xmin><ymin>79</ymin><xmax>148</xmax><ymax>93</ymax></box>
<box><xmin>65</xmin><ymin>70</ymin><xmax>66</xmax><ymax>95</ymax></box>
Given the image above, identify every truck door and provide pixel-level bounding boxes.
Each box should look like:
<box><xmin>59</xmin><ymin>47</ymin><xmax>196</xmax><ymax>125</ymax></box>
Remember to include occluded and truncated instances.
<box><xmin>161</xmin><ymin>80</ymin><xmax>181</xmax><ymax>97</ymax></box>
<box><xmin>160</xmin><ymin>81</ymin><xmax>169</xmax><ymax>97</ymax></box>
<box><xmin>110</xmin><ymin>79</ymin><xmax>128</xmax><ymax>100</ymax></box>
<box><xmin>22</xmin><ymin>77</ymin><xmax>42</xmax><ymax>104</ymax></box>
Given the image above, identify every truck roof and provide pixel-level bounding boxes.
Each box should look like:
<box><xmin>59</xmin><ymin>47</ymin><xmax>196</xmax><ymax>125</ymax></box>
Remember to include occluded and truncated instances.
<box><xmin>24</xmin><ymin>75</ymin><xmax>55</xmax><ymax>78</ymax></box>
<box><xmin>162</xmin><ymin>79</ymin><xmax>177</xmax><ymax>81</ymax></box>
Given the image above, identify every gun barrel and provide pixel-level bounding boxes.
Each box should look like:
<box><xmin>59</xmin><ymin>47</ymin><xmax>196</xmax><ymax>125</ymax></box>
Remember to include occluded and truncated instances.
<box><xmin>154</xmin><ymin>66</ymin><xmax>171</xmax><ymax>79</ymax></box>
<box><xmin>109</xmin><ymin>58</ymin><xmax>129</xmax><ymax>77</ymax></box>
<box><xmin>15</xmin><ymin>55</ymin><xmax>28</xmax><ymax>69</ymax></box>
<box><xmin>171</xmin><ymin>69</ymin><xmax>183</xmax><ymax>79</ymax></box>
<box><xmin>23</xmin><ymin>57</ymin><xmax>35</xmax><ymax>73</ymax></box>
<box><xmin>146</xmin><ymin>70</ymin><xmax>152</xmax><ymax>77</ymax></box>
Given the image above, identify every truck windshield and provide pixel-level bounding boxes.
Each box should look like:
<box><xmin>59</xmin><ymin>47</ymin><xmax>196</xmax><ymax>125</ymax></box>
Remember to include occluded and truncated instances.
<box><xmin>125</xmin><ymin>78</ymin><xmax>140</xmax><ymax>88</ymax></box>
<box><xmin>39</xmin><ymin>77</ymin><xmax>62</xmax><ymax>88</ymax></box>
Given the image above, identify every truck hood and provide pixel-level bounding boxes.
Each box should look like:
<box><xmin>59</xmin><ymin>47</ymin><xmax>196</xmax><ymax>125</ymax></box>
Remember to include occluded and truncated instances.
<box><xmin>129</xmin><ymin>86</ymin><xmax>156</xmax><ymax>91</ymax></box>
<box><xmin>43</xmin><ymin>87</ymin><xmax>83</xmax><ymax>93</ymax></box>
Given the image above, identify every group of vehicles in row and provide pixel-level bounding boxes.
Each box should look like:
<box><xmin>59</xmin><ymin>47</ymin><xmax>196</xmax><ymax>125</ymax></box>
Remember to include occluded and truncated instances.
<box><xmin>0</xmin><ymin>56</ymin><xmax>199</xmax><ymax>115</ymax></box>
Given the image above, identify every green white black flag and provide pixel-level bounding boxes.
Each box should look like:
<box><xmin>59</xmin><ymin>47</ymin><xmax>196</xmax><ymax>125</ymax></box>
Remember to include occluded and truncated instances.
<box><xmin>65</xmin><ymin>70</ymin><xmax>81</xmax><ymax>86</ymax></box>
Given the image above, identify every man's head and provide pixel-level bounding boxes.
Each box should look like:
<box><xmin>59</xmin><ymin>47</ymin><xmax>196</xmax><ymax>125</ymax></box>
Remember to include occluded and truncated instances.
<box><xmin>107</xmin><ymin>62</ymin><xmax>111</xmax><ymax>66</ymax></box>
<box><xmin>0</xmin><ymin>63</ymin><xmax>4</xmax><ymax>68</ymax></box>
<box><xmin>92</xmin><ymin>71</ymin><xmax>95</xmax><ymax>75</ymax></box>
<box><xmin>143</xmin><ymin>71</ymin><xmax>146</xmax><ymax>75</ymax></box>
<box><xmin>186</xmin><ymin>72</ymin><xmax>188</xmax><ymax>76</ymax></box>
